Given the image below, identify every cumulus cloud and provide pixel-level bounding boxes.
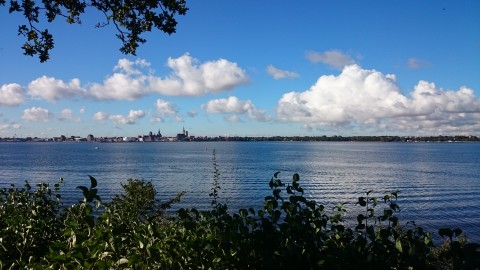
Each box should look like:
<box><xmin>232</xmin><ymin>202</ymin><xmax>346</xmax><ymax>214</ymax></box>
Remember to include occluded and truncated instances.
<box><xmin>407</xmin><ymin>57</ymin><xmax>431</xmax><ymax>69</ymax></box>
<box><xmin>88</xmin><ymin>72</ymin><xmax>149</xmax><ymax>101</ymax></box>
<box><xmin>114</xmin><ymin>58</ymin><xmax>151</xmax><ymax>75</ymax></box>
<box><xmin>149</xmin><ymin>54</ymin><xmax>249</xmax><ymax>96</ymax></box>
<box><xmin>202</xmin><ymin>96</ymin><xmax>270</xmax><ymax>122</ymax></box>
<box><xmin>28</xmin><ymin>76</ymin><xmax>85</xmax><ymax>102</ymax></box>
<box><xmin>0</xmin><ymin>83</ymin><xmax>25</xmax><ymax>106</ymax></box>
<box><xmin>225</xmin><ymin>115</ymin><xmax>243</xmax><ymax>123</ymax></box>
<box><xmin>86</xmin><ymin>54</ymin><xmax>249</xmax><ymax>100</ymax></box>
<box><xmin>306</xmin><ymin>49</ymin><xmax>356</xmax><ymax>69</ymax></box>
<box><xmin>0</xmin><ymin>123</ymin><xmax>21</xmax><ymax>135</ymax></box>
<box><xmin>20</xmin><ymin>54</ymin><xmax>248</xmax><ymax>102</ymax></box>
<box><xmin>59</xmin><ymin>108</ymin><xmax>73</xmax><ymax>121</ymax></box>
<box><xmin>109</xmin><ymin>110</ymin><xmax>146</xmax><ymax>125</ymax></box>
<box><xmin>266</xmin><ymin>65</ymin><xmax>299</xmax><ymax>79</ymax></box>
<box><xmin>0</xmin><ymin>124</ymin><xmax>9</xmax><ymax>134</ymax></box>
<box><xmin>277</xmin><ymin>64</ymin><xmax>480</xmax><ymax>134</ymax></box>
<box><xmin>153</xmin><ymin>99</ymin><xmax>181</xmax><ymax>122</ymax></box>
<box><xmin>93</xmin><ymin>111</ymin><xmax>109</xmax><ymax>121</ymax></box>
<box><xmin>22</xmin><ymin>107</ymin><xmax>53</xmax><ymax>122</ymax></box>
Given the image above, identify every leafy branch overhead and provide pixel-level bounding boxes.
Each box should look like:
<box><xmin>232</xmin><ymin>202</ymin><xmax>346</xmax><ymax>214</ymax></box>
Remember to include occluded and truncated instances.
<box><xmin>1</xmin><ymin>0</ymin><xmax>188</xmax><ymax>62</ymax></box>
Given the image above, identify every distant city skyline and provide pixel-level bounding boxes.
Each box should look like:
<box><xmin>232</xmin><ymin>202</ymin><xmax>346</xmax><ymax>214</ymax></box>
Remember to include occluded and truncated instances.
<box><xmin>1</xmin><ymin>1</ymin><xmax>479</xmax><ymax>138</ymax></box>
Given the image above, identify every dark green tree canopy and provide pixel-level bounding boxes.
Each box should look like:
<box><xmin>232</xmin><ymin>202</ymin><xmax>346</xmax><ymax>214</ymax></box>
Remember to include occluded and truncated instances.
<box><xmin>0</xmin><ymin>0</ymin><xmax>188</xmax><ymax>62</ymax></box>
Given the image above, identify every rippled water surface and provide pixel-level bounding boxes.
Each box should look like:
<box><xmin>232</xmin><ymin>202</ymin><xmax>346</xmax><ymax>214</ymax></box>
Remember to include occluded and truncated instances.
<box><xmin>1</xmin><ymin>141</ymin><xmax>479</xmax><ymax>242</ymax></box>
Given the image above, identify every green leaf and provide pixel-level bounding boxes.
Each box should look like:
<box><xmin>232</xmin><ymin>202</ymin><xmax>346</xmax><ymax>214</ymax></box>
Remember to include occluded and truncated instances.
<box><xmin>358</xmin><ymin>197</ymin><xmax>367</xmax><ymax>207</ymax></box>
<box><xmin>395</xmin><ymin>238</ymin><xmax>403</xmax><ymax>253</ymax></box>
<box><xmin>292</xmin><ymin>181</ymin><xmax>299</xmax><ymax>190</ymax></box>
<box><xmin>357</xmin><ymin>214</ymin><xmax>365</xmax><ymax>224</ymax></box>
<box><xmin>371</xmin><ymin>197</ymin><xmax>378</xmax><ymax>207</ymax></box>
<box><xmin>76</xmin><ymin>186</ymin><xmax>88</xmax><ymax>196</ymax></box>
<box><xmin>88</xmin><ymin>175</ymin><xmax>97</xmax><ymax>188</ymax></box>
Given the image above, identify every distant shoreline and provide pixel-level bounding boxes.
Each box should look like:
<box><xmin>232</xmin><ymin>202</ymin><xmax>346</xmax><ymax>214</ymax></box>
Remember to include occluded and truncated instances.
<box><xmin>1</xmin><ymin>135</ymin><xmax>478</xmax><ymax>143</ymax></box>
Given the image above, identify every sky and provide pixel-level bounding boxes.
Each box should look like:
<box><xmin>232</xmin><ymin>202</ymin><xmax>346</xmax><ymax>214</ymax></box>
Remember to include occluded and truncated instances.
<box><xmin>1</xmin><ymin>1</ymin><xmax>479</xmax><ymax>138</ymax></box>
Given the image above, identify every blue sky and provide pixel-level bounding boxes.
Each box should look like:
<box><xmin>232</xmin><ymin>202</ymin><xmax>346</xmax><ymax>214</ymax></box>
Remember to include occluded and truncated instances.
<box><xmin>1</xmin><ymin>1</ymin><xmax>479</xmax><ymax>138</ymax></box>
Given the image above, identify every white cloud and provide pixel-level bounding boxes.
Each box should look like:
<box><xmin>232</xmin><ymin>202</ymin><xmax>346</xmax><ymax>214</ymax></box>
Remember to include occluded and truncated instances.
<box><xmin>149</xmin><ymin>53</ymin><xmax>249</xmax><ymax>96</ymax></box>
<box><xmin>59</xmin><ymin>108</ymin><xmax>73</xmax><ymax>121</ymax></box>
<box><xmin>0</xmin><ymin>124</ymin><xmax>9</xmax><ymax>134</ymax></box>
<box><xmin>93</xmin><ymin>111</ymin><xmax>109</xmax><ymax>121</ymax></box>
<box><xmin>22</xmin><ymin>107</ymin><xmax>53</xmax><ymax>122</ymax></box>
<box><xmin>26</xmin><ymin>55</ymin><xmax>249</xmax><ymax>102</ymax></box>
<box><xmin>3</xmin><ymin>55</ymin><xmax>247</xmax><ymax>104</ymax></box>
<box><xmin>153</xmin><ymin>99</ymin><xmax>180</xmax><ymax>122</ymax></box>
<box><xmin>88</xmin><ymin>72</ymin><xmax>148</xmax><ymax>101</ymax></box>
<box><xmin>277</xmin><ymin>64</ymin><xmax>480</xmax><ymax>134</ymax></box>
<box><xmin>114</xmin><ymin>58</ymin><xmax>151</xmax><ymax>75</ymax></box>
<box><xmin>109</xmin><ymin>110</ymin><xmax>146</xmax><ymax>125</ymax></box>
<box><xmin>28</xmin><ymin>76</ymin><xmax>84</xmax><ymax>102</ymax></box>
<box><xmin>266</xmin><ymin>65</ymin><xmax>299</xmax><ymax>79</ymax></box>
<box><xmin>0</xmin><ymin>83</ymin><xmax>25</xmax><ymax>106</ymax></box>
<box><xmin>202</xmin><ymin>96</ymin><xmax>270</xmax><ymax>122</ymax></box>
<box><xmin>408</xmin><ymin>57</ymin><xmax>431</xmax><ymax>69</ymax></box>
<box><xmin>79</xmin><ymin>107</ymin><xmax>86</xmax><ymax>114</ymax></box>
<box><xmin>306</xmin><ymin>49</ymin><xmax>356</xmax><ymax>69</ymax></box>
<box><xmin>0</xmin><ymin>123</ymin><xmax>20</xmax><ymax>135</ymax></box>
<box><xmin>225</xmin><ymin>115</ymin><xmax>243</xmax><ymax>123</ymax></box>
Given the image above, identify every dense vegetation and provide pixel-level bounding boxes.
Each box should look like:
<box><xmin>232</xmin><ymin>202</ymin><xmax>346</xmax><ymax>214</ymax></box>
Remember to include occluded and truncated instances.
<box><xmin>1</xmin><ymin>160</ymin><xmax>479</xmax><ymax>269</ymax></box>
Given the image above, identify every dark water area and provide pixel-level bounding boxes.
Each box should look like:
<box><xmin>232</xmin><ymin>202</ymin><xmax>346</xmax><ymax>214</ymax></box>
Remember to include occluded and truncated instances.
<box><xmin>1</xmin><ymin>141</ymin><xmax>479</xmax><ymax>243</ymax></box>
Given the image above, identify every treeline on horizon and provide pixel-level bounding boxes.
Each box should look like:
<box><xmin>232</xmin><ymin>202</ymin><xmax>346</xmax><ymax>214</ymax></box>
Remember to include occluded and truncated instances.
<box><xmin>219</xmin><ymin>135</ymin><xmax>480</xmax><ymax>142</ymax></box>
<box><xmin>1</xmin><ymin>134</ymin><xmax>479</xmax><ymax>143</ymax></box>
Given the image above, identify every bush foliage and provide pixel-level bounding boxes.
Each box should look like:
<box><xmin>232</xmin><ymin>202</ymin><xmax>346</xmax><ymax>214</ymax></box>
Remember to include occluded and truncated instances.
<box><xmin>1</xmin><ymin>172</ymin><xmax>479</xmax><ymax>269</ymax></box>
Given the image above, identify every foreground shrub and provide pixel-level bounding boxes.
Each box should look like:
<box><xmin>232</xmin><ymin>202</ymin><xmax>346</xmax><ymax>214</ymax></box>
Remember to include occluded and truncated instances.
<box><xmin>1</xmin><ymin>173</ymin><xmax>479</xmax><ymax>269</ymax></box>
<box><xmin>0</xmin><ymin>180</ymin><xmax>63</xmax><ymax>268</ymax></box>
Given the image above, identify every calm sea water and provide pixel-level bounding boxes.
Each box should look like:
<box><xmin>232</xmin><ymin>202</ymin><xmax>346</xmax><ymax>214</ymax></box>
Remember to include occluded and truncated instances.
<box><xmin>0</xmin><ymin>141</ymin><xmax>479</xmax><ymax>242</ymax></box>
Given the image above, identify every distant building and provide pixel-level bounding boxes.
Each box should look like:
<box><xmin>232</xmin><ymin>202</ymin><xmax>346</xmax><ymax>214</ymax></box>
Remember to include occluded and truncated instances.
<box><xmin>176</xmin><ymin>127</ymin><xmax>187</xmax><ymax>141</ymax></box>
<box><xmin>86</xmin><ymin>134</ymin><xmax>94</xmax><ymax>142</ymax></box>
<box><xmin>141</xmin><ymin>130</ymin><xmax>163</xmax><ymax>142</ymax></box>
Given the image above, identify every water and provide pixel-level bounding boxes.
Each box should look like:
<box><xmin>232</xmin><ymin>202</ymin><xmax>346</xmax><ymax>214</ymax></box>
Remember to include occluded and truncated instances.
<box><xmin>0</xmin><ymin>141</ymin><xmax>479</xmax><ymax>242</ymax></box>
